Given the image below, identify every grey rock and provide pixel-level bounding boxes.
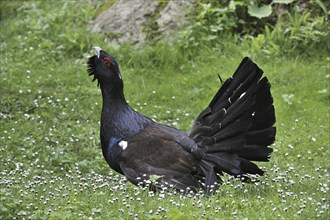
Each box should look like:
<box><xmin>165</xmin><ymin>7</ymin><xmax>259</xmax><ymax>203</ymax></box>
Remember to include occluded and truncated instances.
<box><xmin>157</xmin><ymin>0</ymin><xmax>192</xmax><ymax>42</ymax></box>
<box><xmin>89</xmin><ymin>0</ymin><xmax>193</xmax><ymax>46</ymax></box>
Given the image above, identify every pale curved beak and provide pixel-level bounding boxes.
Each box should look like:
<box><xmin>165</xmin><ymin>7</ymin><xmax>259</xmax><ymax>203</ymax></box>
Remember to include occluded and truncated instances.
<box><xmin>92</xmin><ymin>46</ymin><xmax>102</xmax><ymax>58</ymax></box>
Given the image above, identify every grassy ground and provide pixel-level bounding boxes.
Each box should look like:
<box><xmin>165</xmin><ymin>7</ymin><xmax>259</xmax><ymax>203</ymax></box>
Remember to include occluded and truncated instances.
<box><xmin>1</xmin><ymin>1</ymin><xmax>329</xmax><ymax>219</ymax></box>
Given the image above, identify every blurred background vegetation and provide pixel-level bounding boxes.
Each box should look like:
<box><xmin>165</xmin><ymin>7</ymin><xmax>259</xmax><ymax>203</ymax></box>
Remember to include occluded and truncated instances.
<box><xmin>1</xmin><ymin>0</ymin><xmax>329</xmax><ymax>59</ymax></box>
<box><xmin>178</xmin><ymin>0</ymin><xmax>329</xmax><ymax>56</ymax></box>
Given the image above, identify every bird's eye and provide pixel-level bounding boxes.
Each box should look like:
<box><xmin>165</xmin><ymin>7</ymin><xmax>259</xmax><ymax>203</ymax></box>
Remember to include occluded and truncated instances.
<box><xmin>103</xmin><ymin>57</ymin><xmax>112</xmax><ymax>67</ymax></box>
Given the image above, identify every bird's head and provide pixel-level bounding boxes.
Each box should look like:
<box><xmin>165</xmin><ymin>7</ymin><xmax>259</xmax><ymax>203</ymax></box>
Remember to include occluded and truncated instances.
<box><xmin>87</xmin><ymin>46</ymin><xmax>122</xmax><ymax>87</ymax></box>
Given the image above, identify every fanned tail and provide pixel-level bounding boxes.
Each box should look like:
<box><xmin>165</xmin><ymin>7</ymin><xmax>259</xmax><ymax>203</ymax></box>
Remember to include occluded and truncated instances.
<box><xmin>190</xmin><ymin>57</ymin><xmax>276</xmax><ymax>192</ymax></box>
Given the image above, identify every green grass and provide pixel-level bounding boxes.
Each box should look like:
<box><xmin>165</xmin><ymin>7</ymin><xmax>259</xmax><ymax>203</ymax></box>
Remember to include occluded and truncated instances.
<box><xmin>1</xmin><ymin>1</ymin><xmax>329</xmax><ymax>219</ymax></box>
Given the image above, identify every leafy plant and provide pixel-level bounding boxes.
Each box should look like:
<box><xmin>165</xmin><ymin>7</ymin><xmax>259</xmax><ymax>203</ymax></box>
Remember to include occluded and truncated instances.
<box><xmin>177</xmin><ymin>0</ymin><xmax>329</xmax><ymax>56</ymax></box>
<box><xmin>243</xmin><ymin>7</ymin><xmax>329</xmax><ymax>56</ymax></box>
<box><xmin>248</xmin><ymin>0</ymin><xmax>294</xmax><ymax>19</ymax></box>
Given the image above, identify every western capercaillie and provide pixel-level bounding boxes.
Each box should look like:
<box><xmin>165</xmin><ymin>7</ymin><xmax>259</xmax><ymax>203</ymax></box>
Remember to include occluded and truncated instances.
<box><xmin>87</xmin><ymin>46</ymin><xmax>276</xmax><ymax>193</ymax></box>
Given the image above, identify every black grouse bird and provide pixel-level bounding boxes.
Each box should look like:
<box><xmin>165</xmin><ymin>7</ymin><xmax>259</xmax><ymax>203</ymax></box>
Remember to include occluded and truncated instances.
<box><xmin>87</xmin><ymin>46</ymin><xmax>276</xmax><ymax>193</ymax></box>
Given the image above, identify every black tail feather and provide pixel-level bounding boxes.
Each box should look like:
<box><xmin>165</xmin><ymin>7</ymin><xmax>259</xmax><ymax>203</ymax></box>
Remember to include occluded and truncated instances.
<box><xmin>209</xmin><ymin>65</ymin><xmax>262</xmax><ymax>112</ymax></box>
<box><xmin>200</xmin><ymin>160</ymin><xmax>221</xmax><ymax>193</ymax></box>
<box><xmin>203</xmin><ymin>152</ymin><xmax>241</xmax><ymax>175</ymax></box>
<box><xmin>240</xmin><ymin>158</ymin><xmax>264</xmax><ymax>175</ymax></box>
<box><xmin>246</xmin><ymin>127</ymin><xmax>276</xmax><ymax>146</ymax></box>
<box><xmin>237</xmin><ymin>144</ymin><xmax>273</xmax><ymax>161</ymax></box>
<box><xmin>189</xmin><ymin>57</ymin><xmax>276</xmax><ymax>192</ymax></box>
<box><xmin>204</xmin><ymin>134</ymin><xmax>246</xmax><ymax>153</ymax></box>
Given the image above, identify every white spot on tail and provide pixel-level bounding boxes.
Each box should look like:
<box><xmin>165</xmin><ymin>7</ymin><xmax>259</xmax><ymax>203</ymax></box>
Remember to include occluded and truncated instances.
<box><xmin>239</xmin><ymin>92</ymin><xmax>246</xmax><ymax>99</ymax></box>
<box><xmin>119</xmin><ymin>140</ymin><xmax>128</xmax><ymax>150</ymax></box>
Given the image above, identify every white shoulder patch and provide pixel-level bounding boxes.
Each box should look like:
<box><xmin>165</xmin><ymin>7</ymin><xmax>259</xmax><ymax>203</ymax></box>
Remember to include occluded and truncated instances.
<box><xmin>118</xmin><ymin>140</ymin><xmax>128</xmax><ymax>150</ymax></box>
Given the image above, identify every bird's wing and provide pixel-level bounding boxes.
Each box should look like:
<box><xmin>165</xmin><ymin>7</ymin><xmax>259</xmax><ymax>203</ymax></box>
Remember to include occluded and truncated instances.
<box><xmin>118</xmin><ymin>125</ymin><xmax>202</xmax><ymax>192</ymax></box>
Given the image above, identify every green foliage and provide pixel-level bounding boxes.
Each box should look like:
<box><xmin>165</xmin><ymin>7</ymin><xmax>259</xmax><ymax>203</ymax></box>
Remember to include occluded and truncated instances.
<box><xmin>243</xmin><ymin>8</ymin><xmax>329</xmax><ymax>56</ymax></box>
<box><xmin>178</xmin><ymin>0</ymin><xmax>329</xmax><ymax>55</ymax></box>
<box><xmin>178</xmin><ymin>1</ymin><xmax>242</xmax><ymax>50</ymax></box>
<box><xmin>1</xmin><ymin>0</ymin><xmax>329</xmax><ymax>219</ymax></box>
<box><xmin>248</xmin><ymin>0</ymin><xmax>295</xmax><ymax>19</ymax></box>
<box><xmin>248</xmin><ymin>3</ymin><xmax>273</xmax><ymax>19</ymax></box>
<box><xmin>0</xmin><ymin>1</ymin><xmax>99</xmax><ymax>62</ymax></box>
